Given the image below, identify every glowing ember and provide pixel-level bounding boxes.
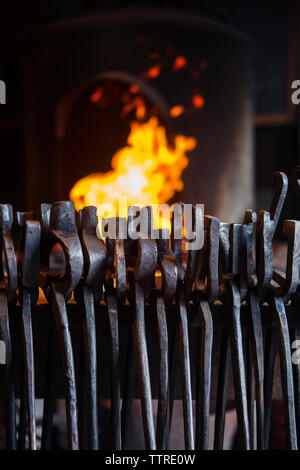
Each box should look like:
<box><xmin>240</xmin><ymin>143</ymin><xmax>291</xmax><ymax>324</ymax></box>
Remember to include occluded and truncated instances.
<box><xmin>121</xmin><ymin>97</ymin><xmax>146</xmax><ymax>119</ymax></box>
<box><xmin>169</xmin><ymin>105</ymin><xmax>185</xmax><ymax>118</ymax></box>
<box><xmin>173</xmin><ymin>56</ymin><xmax>187</xmax><ymax>71</ymax></box>
<box><xmin>70</xmin><ymin>117</ymin><xmax>197</xmax><ymax>222</ymax></box>
<box><xmin>192</xmin><ymin>94</ymin><xmax>205</xmax><ymax>108</ymax></box>
<box><xmin>129</xmin><ymin>85</ymin><xmax>140</xmax><ymax>94</ymax></box>
<box><xmin>90</xmin><ymin>87</ymin><xmax>103</xmax><ymax>103</ymax></box>
<box><xmin>145</xmin><ymin>64</ymin><xmax>161</xmax><ymax>78</ymax></box>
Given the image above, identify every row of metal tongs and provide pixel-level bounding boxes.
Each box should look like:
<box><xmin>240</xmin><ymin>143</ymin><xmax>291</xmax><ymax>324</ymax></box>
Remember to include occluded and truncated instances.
<box><xmin>1</xmin><ymin>167</ymin><xmax>300</xmax><ymax>450</ymax></box>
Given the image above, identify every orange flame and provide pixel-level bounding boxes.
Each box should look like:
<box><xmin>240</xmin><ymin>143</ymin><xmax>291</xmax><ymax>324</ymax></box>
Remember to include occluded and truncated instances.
<box><xmin>70</xmin><ymin>117</ymin><xmax>197</xmax><ymax>221</ymax></box>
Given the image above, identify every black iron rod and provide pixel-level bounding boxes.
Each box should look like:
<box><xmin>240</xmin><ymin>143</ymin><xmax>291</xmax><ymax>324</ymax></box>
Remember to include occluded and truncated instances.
<box><xmin>107</xmin><ymin>295</ymin><xmax>121</xmax><ymax>450</ymax></box>
<box><xmin>51</xmin><ymin>286</ymin><xmax>79</xmax><ymax>450</ymax></box>
<box><xmin>213</xmin><ymin>328</ymin><xmax>230</xmax><ymax>450</ymax></box>
<box><xmin>0</xmin><ymin>292</ymin><xmax>16</xmax><ymax>449</ymax></box>
<box><xmin>178</xmin><ymin>289</ymin><xmax>194</xmax><ymax>450</ymax></box>
<box><xmin>20</xmin><ymin>288</ymin><xmax>36</xmax><ymax>450</ymax></box>
<box><xmin>155</xmin><ymin>295</ymin><xmax>169</xmax><ymax>450</ymax></box>
<box><xmin>82</xmin><ymin>285</ymin><xmax>99</xmax><ymax>450</ymax></box>
<box><xmin>196</xmin><ymin>299</ymin><xmax>213</xmax><ymax>450</ymax></box>
<box><xmin>132</xmin><ymin>282</ymin><xmax>156</xmax><ymax>450</ymax></box>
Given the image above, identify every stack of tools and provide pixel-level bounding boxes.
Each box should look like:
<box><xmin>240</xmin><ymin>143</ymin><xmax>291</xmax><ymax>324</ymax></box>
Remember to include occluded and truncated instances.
<box><xmin>1</xmin><ymin>168</ymin><xmax>300</xmax><ymax>450</ymax></box>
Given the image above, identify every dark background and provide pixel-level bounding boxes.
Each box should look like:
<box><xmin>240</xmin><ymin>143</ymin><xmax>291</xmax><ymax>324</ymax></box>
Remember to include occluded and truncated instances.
<box><xmin>0</xmin><ymin>0</ymin><xmax>299</xmax><ymax>225</ymax></box>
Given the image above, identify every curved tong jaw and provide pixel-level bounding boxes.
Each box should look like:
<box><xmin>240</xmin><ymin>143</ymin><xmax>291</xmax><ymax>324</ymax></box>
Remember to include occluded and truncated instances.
<box><xmin>15</xmin><ymin>211</ymin><xmax>41</xmax><ymax>304</ymax></box>
<box><xmin>256</xmin><ymin>211</ymin><xmax>274</xmax><ymax>299</ymax></box>
<box><xmin>40</xmin><ymin>201</ymin><xmax>84</xmax><ymax>300</ymax></box>
<box><xmin>269</xmin><ymin>171</ymin><xmax>288</xmax><ymax>234</ymax></box>
<box><xmin>183</xmin><ymin>206</ymin><xmax>203</xmax><ymax>298</ymax></box>
<box><xmin>242</xmin><ymin>209</ymin><xmax>257</xmax><ymax>289</ymax></box>
<box><xmin>155</xmin><ymin>232</ymin><xmax>177</xmax><ymax>304</ymax></box>
<box><xmin>131</xmin><ymin>207</ymin><xmax>157</xmax><ymax>300</ymax></box>
<box><xmin>170</xmin><ymin>204</ymin><xmax>204</xmax><ymax>301</ymax></box>
<box><xmin>255</xmin><ymin>171</ymin><xmax>289</xmax><ymax>300</ymax></box>
<box><xmin>103</xmin><ymin>216</ymin><xmax>127</xmax><ymax>303</ymax></box>
<box><xmin>272</xmin><ymin>220</ymin><xmax>300</xmax><ymax>302</ymax></box>
<box><xmin>78</xmin><ymin>206</ymin><xmax>106</xmax><ymax>303</ymax></box>
<box><xmin>218</xmin><ymin>210</ymin><xmax>256</xmax><ymax>300</ymax></box>
<box><xmin>195</xmin><ymin>215</ymin><xmax>219</xmax><ymax>304</ymax></box>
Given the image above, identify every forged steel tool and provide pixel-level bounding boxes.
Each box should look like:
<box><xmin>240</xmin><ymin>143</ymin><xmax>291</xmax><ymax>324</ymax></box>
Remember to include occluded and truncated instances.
<box><xmin>224</xmin><ymin>278</ymin><xmax>250</xmax><ymax>449</ymax></box>
<box><xmin>120</xmin><ymin>207</ymin><xmax>140</xmax><ymax>449</ymax></box>
<box><xmin>75</xmin><ymin>206</ymin><xmax>106</xmax><ymax>449</ymax></box>
<box><xmin>15</xmin><ymin>211</ymin><xmax>40</xmax><ymax>450</ymax></box>
<box><xmin>127</xmin><ymin>206</ymin><xmax>157</xmax><ymax>449</ymax></box>
<box><xmin>258</xmin><ymin>172</ymin><xmax>297</xmax><ymax>448</ymax></box>
<box><xmin>167</xmin><ymin>203</ymin><xmax>184</xmax><ymax>444</ymax></box>
<box><xmin>258</xmin><ymin>172</ymin><xmax>297</xmax><ymax>449</ymax></box>
<box><xmin>169</xmin><ymin>205</ymin><xmax>196</xmax><ymax>450</ymax></box>
<box><xmin>193</xmin><ymin>214</ymin><xmax>217</xmax><ymax>450</ymax></box>
<box><xmin>153</xmin><ymin>229</ymin><xmax>177</xmax><ymax>450</ymax></box>
<box><xmin>40</xmin><ymin>201</ymin><xmax>83</xmax><ymax>450</ymax></box>
<box><xmin>268</xmin><ymin>293</ymin><xmax>298</xmax><ymax>449</ymax></box>
<box><xmin>259</xmin><ymin>218</ymin><xmax>300</xmax><ymax>449</ymax></box>
<box><xmin>213</xmin><ymin>221</ymin><xmax>231</xmax><ymax>450</ymax></box>
<box><xmin>215</xmin><ymin>218</ymin><xmax>250</xmax><ymax>450</ymax></box>
<box><xmin>241</xmin><ymin>209</ymin><xmax>265</xmax><ymax>450</ymax></box>
<box><xmin>39</xmin><ymin>203</ymin><xmax>57</xmax><ymax>450</ymax></box>
<box><xmin>103</xmin><ymin>216</ymin><xmax>126</xmax><ymax>450</ymax></box>
<box><xmin>283</xmin><ymin>166</ymin><xmax>300</xmax><ymax>447</ymax></box>
<box><xmin>0</xmin><ymin>204</ymin><xmax>17</xmax><ymax>449</ymax></box>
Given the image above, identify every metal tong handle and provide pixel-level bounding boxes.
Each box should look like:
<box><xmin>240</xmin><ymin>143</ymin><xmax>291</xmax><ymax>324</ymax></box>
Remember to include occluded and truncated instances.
<box><xmin>133</xmin><ymin>236</ymin><xmax>157</xmax><ymax>449</ymax></box>
<box><xmin>15</xmin><ymin>213</ymin><xmax>40</xmax><ymax>450</ymax></box>
<box><xmin>42</xmin><ymin>201</ymin><xmax>84</xmax><ymax>450</ymax></box>
<box><xmin>154</xmin><ymin>230</ymin><xmax>177</xmax><ymax>450</ymax></box>
<box><xmin>77</xmin><ymin>206</ymin><xmax>106</xmax><ymax>449</ymax></box>
<box><xmin>0</xmin><ymin>204</ymin><xmax>17</xmax><ymax>449</ymax></box>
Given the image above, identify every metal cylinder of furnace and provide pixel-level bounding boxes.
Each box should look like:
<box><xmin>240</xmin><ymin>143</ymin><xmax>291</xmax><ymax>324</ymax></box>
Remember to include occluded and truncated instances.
<box><xmin>23</xmin><ymin>7</ymin><xmax>253</xmax><ymax>221</ymax></box>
